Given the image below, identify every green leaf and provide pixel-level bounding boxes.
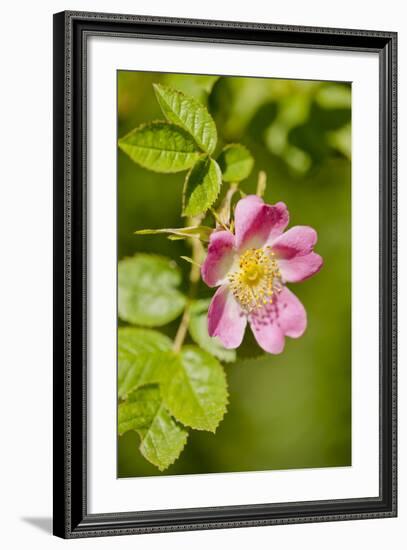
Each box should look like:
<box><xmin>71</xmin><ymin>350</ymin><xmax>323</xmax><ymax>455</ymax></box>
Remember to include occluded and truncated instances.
<box><xmin>118</xmin><ymin>385</ymin><xmax>188</xmax><ymax>471</ymax></box>
<box><xmin>118</xmin><ymin>328</ymin><xmax>173</xmax><ymax>399</ymax></box>
<box><xmin>189</xmin><ymin>300</ymin><xmax>236</xmax><ymax>363</ymax></box>
<box><xmin>183</xmin><ymin>157</ymin><xmax>222</xmax><ymax>217</ymax></box>
<box><xmin>118</xmin><ymin>254</ymin><xmax>186</xmax><ymax>326</ymax></box>
<box><xmin>154</xmin><ymin>83</ymin><xmax>217</xmax><ymax>154</ymax></box>
<box><xmin>217</xmin><ymin>144</ymin><xmax>254</xmax><ymax>182</ymax></box>
<box><xmin>161</xmin><ymin>346</ymin><xmax>228</xmax><ymax>432</ymax></box>
<box><xmin>136</xmin><ymin>225</ymin><xmax>213</xmax><ymax>242</ymax></box>
<box><xmin>118</xmin><ymin>122</ymin><xmax>201</xmax><ymax>173</ymax></box>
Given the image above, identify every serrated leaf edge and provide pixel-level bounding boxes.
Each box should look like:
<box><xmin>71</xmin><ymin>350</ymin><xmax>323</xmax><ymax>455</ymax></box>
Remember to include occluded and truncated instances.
<box><xmin>118</xmin><ymin>327</ymin><xmax>173</xmax><ymax>399</ymax></box>
<box><xmin>119</xmin><ymin>384</ymin><xmax>189</xmax><ymax>471</ymax></box>
<box><xmin>153</xmin><ymin>83</ymin><xmax>217</xmax><ymax>154</ymax></box>
<box><xmin>182</xmin><ymin>157</ymin><xmax>222</xmax><ymax>217</ymax></box>
<box><xmin>164</xmin><ymin>346</ymin><xmax>229</xmax><ymax>433</ymax></box>
<box><xmin>139</xmin><ymin>401</ymin><xmax>189</xmax><ymax>471</ymax></box>
<box><xmin>118</xmin><ymin>120</ymin><xmax>202</xmax><ymax>174</ymax></box>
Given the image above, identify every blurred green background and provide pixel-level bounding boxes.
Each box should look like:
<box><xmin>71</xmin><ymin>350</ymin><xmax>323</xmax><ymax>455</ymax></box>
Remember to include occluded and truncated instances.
<box><xmin>117</xmin><ymin>71</ymin><xmax>351</xmax><ymax>477</ymax></box>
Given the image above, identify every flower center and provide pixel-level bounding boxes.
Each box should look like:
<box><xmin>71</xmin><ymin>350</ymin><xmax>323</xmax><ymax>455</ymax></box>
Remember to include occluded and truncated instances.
<box><xmin>241</xmin><ymin>261</ymin><xmax>263</xmax><ymax>284</ymax></box>
<box><xmin>228</xmin><ymin>247</ymin><xmax>282</xmax><ymax>312</ymax></box>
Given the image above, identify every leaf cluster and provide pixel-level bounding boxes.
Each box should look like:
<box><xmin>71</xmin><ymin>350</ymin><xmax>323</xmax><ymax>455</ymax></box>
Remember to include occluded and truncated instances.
<box><xmin>119</xmin><ymin>83</ymin><xmax>254</xmax><ymax>217</ymax></box>
<box><xmin>118</xmin><ymin>255</ymin><xmax>229</xmax><ymax>471</ymax></box>
<box><xmin>117</xmin><ymin>83</ymin><xmax>256</xmax><ymax>471</ymax></box>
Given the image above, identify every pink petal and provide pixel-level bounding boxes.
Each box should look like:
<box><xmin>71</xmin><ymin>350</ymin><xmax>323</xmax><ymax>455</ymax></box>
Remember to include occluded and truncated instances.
<box><xmin>248</xmin><ymin>287</ymin><xmax>307</xmax><ymax>354</ymax></box>
<box><xmin>278</xmin><ymin>252</ymin><xmax>323</xmax><ymax>283</ymax></box>
<box><xmin>234</xmin><ymin>195</ymin><xmax>289</xmax><ymax>252</ymax></box>
<box><xmin>271</xmin><ymin>226</ymin><xmax>323</xmax><ymax>283</ymax></box>
<box><xmin>201</xmin><ymin>230</ymin><xmax>236</xmax><ymax>287</ymax></box>
<box><xmin>271</xmin><ymin>226</ymin><xmax>318</xmax><ymax>259</ymax></box>
<box><xmin>208</xmin><ymin>285</ymin><xmax>247</xmax><ymax>349</ymax></box>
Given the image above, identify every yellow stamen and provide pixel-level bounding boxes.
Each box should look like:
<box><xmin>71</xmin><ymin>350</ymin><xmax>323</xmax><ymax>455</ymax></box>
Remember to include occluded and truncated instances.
<box><xmin>228</xmin><ymin>247</ymin><xmax>282</xmax><ymax>313</ymax></box>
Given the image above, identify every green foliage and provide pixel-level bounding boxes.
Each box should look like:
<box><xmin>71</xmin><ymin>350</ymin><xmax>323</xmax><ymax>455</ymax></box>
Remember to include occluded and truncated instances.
<box><xmin>118</xmin><ymin>254</ymin><xmax>186</xmax><ymax>326</ymax></box>
<box><xmin>161</xmin><ymin>346</ymin><xmax>228</xmax><ymax>432</ymax></box>
<box><xmin>154</xmin><ymin>83</ymin><xmax>218</xmax><ymax>154</ymax></box>
<box><xmin>182</xmin><ymin>156</ymin><xmax>222</xmax><ymax>216</ymax></box>
<box><xmin>119</xmin><ymin>82</ymin><xmax>252</xmax><ymax>219</ymax></box>
<box><xmin>118</xmin><ymin>122</ymin><xmax>201</xmax><ymax>173</ymax></box>
<box><xmin>189</xmin><ymin>300</ymin><xmax>236</xmax><ymax>363</ymax></box>
<box><xmin>217</xmin><ymin>144</ymin><xmax>254</xmax><ymax>182</ymax></box>
<box><xmin>117</xmin><ymin>329</ymin><xmax>229</xmax><ymax>468</ymax></box>
<box><xmin>118</xmin><ymin>385</ymin><xmax>188</xmax><ymax>471</ymax></box>
<box><xmin>118</xmin><ymin>328</ymin><xmax>173</xmax><ymax>399</ymax></box>
<box><xmin>117</xmin><ymin>83</ymin><xmax>238</xmax><ymax>469</ymax></box>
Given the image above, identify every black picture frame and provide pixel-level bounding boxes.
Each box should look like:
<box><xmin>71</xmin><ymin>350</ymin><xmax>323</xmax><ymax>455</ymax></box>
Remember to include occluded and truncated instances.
<box><xmin>53</xmin><ymin>10</ymin><xmax>397</xmax><ymax>538</ymax></box>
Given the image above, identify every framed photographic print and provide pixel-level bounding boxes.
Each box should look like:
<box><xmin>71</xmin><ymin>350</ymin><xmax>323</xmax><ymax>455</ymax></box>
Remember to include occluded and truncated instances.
<box><xmin>53</xmin><ymin>11</ymin><xmax>397</xmax><ymax>538</ymax></box>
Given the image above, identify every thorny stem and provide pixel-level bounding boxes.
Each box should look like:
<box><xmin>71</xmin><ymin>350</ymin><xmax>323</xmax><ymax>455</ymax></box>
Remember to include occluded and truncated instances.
<box><xmin>172</xmin><ymin>216</ymin><xmax>205</xmax><ymax>353</ymax></box>
<box><xmin>172</xmin><ymin>176</ymin><xmax>247</xmax><ymax>353</ymax></box>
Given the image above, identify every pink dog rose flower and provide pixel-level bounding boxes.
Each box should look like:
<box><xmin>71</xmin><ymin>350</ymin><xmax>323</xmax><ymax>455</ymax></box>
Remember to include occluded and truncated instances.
<box><xmin>201</xmin><ymin>195</ymin><xmax>323</xmax><ymax>354</ymax></box>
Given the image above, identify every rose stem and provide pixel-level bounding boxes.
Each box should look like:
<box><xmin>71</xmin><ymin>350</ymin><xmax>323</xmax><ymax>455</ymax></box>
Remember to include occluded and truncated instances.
<box><xmin>172</xmin><ymin>217</ymin><xmax>204</xmax><ymax>353</ymax></box>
